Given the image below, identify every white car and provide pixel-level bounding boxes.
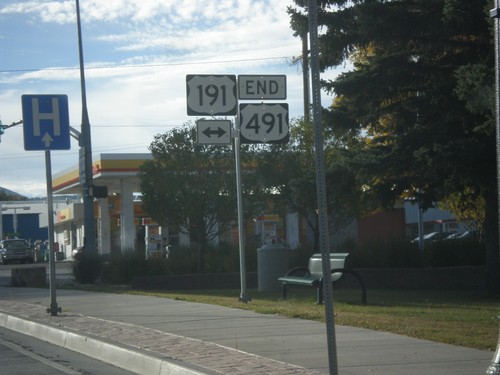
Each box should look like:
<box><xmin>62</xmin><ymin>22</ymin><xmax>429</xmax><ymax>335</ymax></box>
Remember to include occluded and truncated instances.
<box><xmin>411</xmin><ymin>232</ymin><xmax>453</xmax><ymax>243</ymax></box>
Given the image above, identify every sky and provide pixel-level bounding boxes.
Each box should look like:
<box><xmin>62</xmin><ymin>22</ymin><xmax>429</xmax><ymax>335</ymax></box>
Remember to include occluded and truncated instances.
<box><xmin>0</xmin><ymin>0</ymin><xmax>340</xmax><ymax>198</ymax></box>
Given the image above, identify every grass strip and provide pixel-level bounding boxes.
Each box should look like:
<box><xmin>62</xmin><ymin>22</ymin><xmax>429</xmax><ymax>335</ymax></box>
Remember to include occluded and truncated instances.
<box><xmin>65</xmin><ymin>284</ymin><xmax>500</xmax><ymax>351</ymax></box>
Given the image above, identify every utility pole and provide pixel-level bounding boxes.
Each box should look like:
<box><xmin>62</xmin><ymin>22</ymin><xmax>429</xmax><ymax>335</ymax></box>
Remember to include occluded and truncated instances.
<box><xmin>75</xmin><ymin>0</ymin><xmax>96</xmax><ymax>253</ymax></box>
<box><xmin>301</xmin><ymin>33</ymin><xmax>310</xmax><ymax>123</ymax></box>
<box><xmin>485</xmin><ymin>2</ymin><xmax>500</xmax><ymax>374</ymax></box>
<box><xmin>291</xmin><ymin>34</ymin><xmax>311</xmax><ymax>123</ymax></box>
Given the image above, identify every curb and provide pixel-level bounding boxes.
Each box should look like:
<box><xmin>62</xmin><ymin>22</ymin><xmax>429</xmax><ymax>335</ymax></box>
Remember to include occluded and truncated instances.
<box><xmin>0</xmin><ymin>311</ymin><xmax>216</xmax><ymax>375</ymax></box>
<box><xmin>0</xmin><ymin>300</ymin><xmax>321</xmax><ymax>375</ymax></box>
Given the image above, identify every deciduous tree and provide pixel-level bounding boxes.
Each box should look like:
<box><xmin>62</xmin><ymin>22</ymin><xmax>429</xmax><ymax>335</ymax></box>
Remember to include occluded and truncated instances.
<box><xmin>140</xmin><ymin>124</ymin><xmax>236</xmax><ymax>273</ymax></box>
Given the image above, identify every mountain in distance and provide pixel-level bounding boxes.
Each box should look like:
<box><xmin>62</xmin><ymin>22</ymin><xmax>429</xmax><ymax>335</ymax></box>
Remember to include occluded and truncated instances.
<box><xmin>0</xmin><ymin>187</ymin><xmax>27</xmax><ymax>200</ymax></box>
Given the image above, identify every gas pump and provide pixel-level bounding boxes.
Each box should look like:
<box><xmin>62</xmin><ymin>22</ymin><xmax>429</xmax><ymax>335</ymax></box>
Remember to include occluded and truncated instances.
<box><xmin>142</xmin><ymin>218</ymin><xmax>163</xmax><ymax>259</ymax></box>
<box><xmin>255</xmin><ymin>214</ymin><xmax>280</xmax><ymax>244</ymax></box>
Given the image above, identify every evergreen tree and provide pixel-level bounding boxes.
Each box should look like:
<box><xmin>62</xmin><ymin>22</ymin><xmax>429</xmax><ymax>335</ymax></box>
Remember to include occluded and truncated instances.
<box><xmin>289</xmin><ymin>0</ymin><xmax>498</xmax><ymax>290</ymax></box>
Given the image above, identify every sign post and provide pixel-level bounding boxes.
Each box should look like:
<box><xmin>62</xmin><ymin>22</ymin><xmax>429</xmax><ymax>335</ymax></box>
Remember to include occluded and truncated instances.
<box><xmin>233</xmin><ymin>114</ymin><xmax>250</xmax><ymax>303</ymax></box>
<box><xmin>308</xmin><ymin>0</ymin><xmax>339</xmax><ymax>373</ymax></box>
<box><xmin>22</xmin><ymin>94</ymin><xmax>70</xmax><ymax>316</ymax></box>
<box><xmin>44</xmin><ymin>150</ymin><xmax>61</xmax><ymax>316</ymax></box>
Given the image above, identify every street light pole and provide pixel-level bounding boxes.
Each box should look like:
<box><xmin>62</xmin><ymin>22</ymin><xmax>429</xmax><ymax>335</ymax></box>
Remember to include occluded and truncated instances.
<box><xmin>75</xmin><ymin>0</ymin><xmax>96</xmax><ymax>253</ymax></box>
<box><xmin>301</xmin><ymin>32</ymin><xmax>310</xmax><ymax>124</ymax></box>
<box><xmin>13</xmin><ymin>207</ymin><xmax>30</xmax><ymax>238</ymax></box>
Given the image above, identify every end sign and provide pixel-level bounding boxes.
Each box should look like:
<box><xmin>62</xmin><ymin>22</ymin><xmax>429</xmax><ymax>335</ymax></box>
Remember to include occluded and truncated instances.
<box><xmin>238</xmin><ymin>75</ymin><xmax>286</xmax><ymax>100</ymax></box>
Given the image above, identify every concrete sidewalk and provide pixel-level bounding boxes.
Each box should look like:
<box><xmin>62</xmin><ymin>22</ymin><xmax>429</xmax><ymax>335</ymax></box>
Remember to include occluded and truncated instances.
<box><xmin>0</xmin><ymin>287</ymin><xmax>493</xmax><ymax>375</ymax></box>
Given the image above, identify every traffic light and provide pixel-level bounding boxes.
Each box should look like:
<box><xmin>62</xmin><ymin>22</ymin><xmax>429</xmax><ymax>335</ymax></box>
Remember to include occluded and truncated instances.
<box><xmin>0</xmin><ymin>120</ymin><xmax>4</xmax><ymax>135</ymax></box>
<box><xmin>88</xmin><ymin>185</ymin><xmax>108</xmax><ymax>198</ymax></box>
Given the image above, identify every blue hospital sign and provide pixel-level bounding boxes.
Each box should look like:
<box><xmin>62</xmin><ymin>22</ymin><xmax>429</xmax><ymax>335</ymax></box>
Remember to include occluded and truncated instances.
<box><xmin>22</xmin><ymin>94</ymin><xmax>71</xmax><ymax>151</ymax></box>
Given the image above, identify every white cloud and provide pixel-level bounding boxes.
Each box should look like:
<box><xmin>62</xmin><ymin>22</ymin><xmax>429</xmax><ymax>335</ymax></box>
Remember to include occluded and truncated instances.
<box><xmin>90</xmin><ymin>1</ymin><xmax>294</xmax><ymax>56</ymax></box>
<box><xmin>0</xmin><ymin>0</ymin><xmax>344</xmax><ymax>198</ymax></box>
<box><xmin>0</xmin><ymin>1</ymin><xmax>291</xmax><ymax>25</ymax></box>
<box><xmin>0</xmin><ymin>1</ymin><xmax>75</xmax><ymax>24</ymax></box>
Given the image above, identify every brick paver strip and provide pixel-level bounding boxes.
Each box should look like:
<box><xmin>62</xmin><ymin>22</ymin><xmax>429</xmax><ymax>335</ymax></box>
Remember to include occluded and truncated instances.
<box><xmin>0</xmin><ymin>300</ymin><xmax>321</xmax><ymax>375</ymax></box>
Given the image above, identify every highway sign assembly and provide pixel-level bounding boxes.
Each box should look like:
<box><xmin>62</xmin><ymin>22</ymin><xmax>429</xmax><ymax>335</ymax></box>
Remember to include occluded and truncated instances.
<box><xmin>196</xmin><ymin>119</ymin><xmax>232</xmax><ymax>145</ymax></box>
<box><xmin>186</xmin><ymin>73</ymin><xmax>289</xmax><ymax>302</ymax></box>
<box><xmin>239</xmin><ymin>103</ymin><xmax>289</xmax><ymax>144</ymax></box>
<box><xmin>22</xmin><ymin>94</ymin><xmax>71</xmax><ymax>151</ymax></box>
<box><xmin>186</xmin><ymin>75</ymin><xmax>238</xmax><ymax>116</ymax></box>
<box><xmin>238</xmin><ymin>75</ymin><xmax>286</xmax><ymax>100</ymax></box>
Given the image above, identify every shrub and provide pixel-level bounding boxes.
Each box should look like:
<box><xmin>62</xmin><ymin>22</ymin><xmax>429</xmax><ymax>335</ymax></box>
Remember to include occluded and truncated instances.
<box><xmin>100</xmin><ymin>250</ymin><xmax>167</xmax><ymax>284</ymax></box>
<box><xmin>288</xmin><ymin>245</ymin><xmax>317</xmax><ymax>268</ymax></box>
<box><xmin>165</xmin><ymin>246</ymin><xmax>199</xmax><ymax>274</ymax></box>
<box><xmin>345</xmin><ymin>237</ymin><xmax>486</xmax><ymax>268</ymax></box>
<box><xmin>348</xmin><ymin>238</ymin><xmax>422</xmax><ymax>268</ymax></box>
<box><xmin>72</xmin><ymin>251</ymin><xmax>103</xmax><ymax>284</ymax></box>
<box><xmin>165</xmin><ymin>243</ymin><xmax>258</xmax><ymax>274</ymax></box>
<box><xmin>425</xmin><ymin>239</ymin><xmax>486</xmax><ymax>267</ymax></box>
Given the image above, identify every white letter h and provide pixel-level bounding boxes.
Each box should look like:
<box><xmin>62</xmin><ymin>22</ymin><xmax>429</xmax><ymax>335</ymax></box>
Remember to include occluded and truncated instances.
<box><xmin>31</xmin><ymin>98</ymin><xmax>60</xmax><ymax>136</ymax></box>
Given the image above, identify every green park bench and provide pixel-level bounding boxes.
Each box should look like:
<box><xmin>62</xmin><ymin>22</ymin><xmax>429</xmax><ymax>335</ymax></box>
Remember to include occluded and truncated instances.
<box><xmin>278</xmin><ymin>253</ymin><xmax>367</xmax><ymax>305</ymax></box>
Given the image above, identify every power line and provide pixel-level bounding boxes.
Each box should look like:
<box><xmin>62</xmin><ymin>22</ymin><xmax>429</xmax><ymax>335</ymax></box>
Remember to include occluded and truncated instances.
<box><xmin>3</xmin><ymin>124</ymin><xmax>183</xmax><ymax>128</ymax></box>
<box><xmin>0</xmin><ymin>143</ymin><xmax>149</xmax><ymax>162</ymax></box>
<box><xmin>60</xmin><ymin>125</ymin><xmax>173</xmax><ymax>129</ymax></box>
<box><xmin>0</xmin><ymin>56</ymin><xmax>290</xmax><ymax>74</ymax></box>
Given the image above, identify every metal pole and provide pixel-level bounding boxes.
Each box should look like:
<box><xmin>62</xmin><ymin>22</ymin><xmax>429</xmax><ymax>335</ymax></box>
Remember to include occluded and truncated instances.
<box><xmin>418</xmin><ymin>198</ymin><xmax>424</xmax><ymax>252</ymax></box>
<box><xmin>13</xmin><ymin>209</ymin><xmax>18</xmax><ymax>238</ymax></box>
<box><xmin>234</xmin><ymin>115</ymin><xmax>250</xmax><ymax>303</ymax></box>
<box><xmin>487</xmin><ymin>1</ymin><xmax>500</xmax><ymax>373</ymax></box>
<box><xmin>0</xmin><ymin>203</ymin><xmax>3</xmax><ymax>240</ymax></box>
<box><xmin>75</xmin><ymin>0</ymin><xmax>96</xmax><ymax>253</ymax></box>
<box><xmin>302</xmin><ymin>33</ymin><xmax>310</xmax><ymax>124</ymax></box>
<box><xmin>488</xmin><ymin>317</ymin><xmax>500</xmax><ymax>375</ymax></box>
<box><xmin>45</xmin><ymin>150</ymin><xmax>60</xmax><ymax>316</ymax></box>
<box><xmin>309</xmin><ymin>1</ymin><xmax>339</xmax><ymax>374</ymax></box>
<box><xmin>493</xmin><ymin>0</ymin><xmax>500</xmax><ymax>286</ymax></box>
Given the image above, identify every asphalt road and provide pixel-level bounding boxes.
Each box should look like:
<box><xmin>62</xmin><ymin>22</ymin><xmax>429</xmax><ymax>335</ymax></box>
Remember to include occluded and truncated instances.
<box><xmin>0</xmin><ymin>326</ymin><xmax>135</xmax><ymax>375</ymax></box>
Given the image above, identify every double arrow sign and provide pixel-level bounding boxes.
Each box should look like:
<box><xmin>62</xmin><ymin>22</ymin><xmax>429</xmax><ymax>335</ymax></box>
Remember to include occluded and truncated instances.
<box><xmin>196</xmin><ymin>119</ymin><xmax>231</xmax><ymax>144</ymax></box>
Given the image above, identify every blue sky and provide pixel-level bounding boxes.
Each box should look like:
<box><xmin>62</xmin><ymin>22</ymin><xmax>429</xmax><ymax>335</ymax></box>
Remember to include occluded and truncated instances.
<box><xmin>0</xmin><ymin>0</ymin><xmax>339</xmax><ymax>197</ymax></box>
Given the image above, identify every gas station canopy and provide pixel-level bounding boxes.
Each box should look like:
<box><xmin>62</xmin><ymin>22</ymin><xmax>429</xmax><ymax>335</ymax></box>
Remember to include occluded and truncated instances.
<box><xmin>52</xmin><ymin>153</ymin><xmax>153</xmax><ymax>195</ymax></box>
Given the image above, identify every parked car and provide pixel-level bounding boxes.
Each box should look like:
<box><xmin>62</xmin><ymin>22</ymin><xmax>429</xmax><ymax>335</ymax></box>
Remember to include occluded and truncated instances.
<box><xmin>72</xmin><ymin>246</ymin><xmax>84</xmax><ymax>259</ymax></box>
<box><xmin>445</xmin><ymin>231</ymin><xmax>474</xmax><ymax>240</ymax></box>
<box><xmin>0</xmin><ymin>239</ymin><xmax>34</xmax><ymax>264</ymax></box>
<box><xmin>411</xmin><ymin>232</ymin><xmax>454</xmax><ymax>244</ymax></box>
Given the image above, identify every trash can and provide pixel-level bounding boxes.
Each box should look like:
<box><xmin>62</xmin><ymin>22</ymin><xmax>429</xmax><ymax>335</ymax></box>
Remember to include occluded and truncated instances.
<box><xmin>257</xmin><ymin>243</ymin><xmax>289</xmax><ymax>292</ymax></box>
